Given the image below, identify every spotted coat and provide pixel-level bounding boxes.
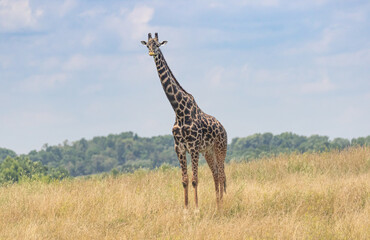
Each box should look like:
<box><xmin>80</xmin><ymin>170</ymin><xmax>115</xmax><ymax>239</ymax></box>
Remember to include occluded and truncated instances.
<box><xmin>142</xmin><ymin>33</ymin><xmax>227</xmax><ymax>209</ymax></box>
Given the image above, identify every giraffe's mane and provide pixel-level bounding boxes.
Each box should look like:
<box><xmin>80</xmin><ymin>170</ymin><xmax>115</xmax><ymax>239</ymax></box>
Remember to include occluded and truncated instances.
<box><xmin>158</xmin><ymin>49</ymin><xmax>189</xmax><ymax>95</ymax></box>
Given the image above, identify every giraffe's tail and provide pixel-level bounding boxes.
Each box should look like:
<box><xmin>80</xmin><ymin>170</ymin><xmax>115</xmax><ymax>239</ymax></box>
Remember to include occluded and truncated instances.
<box><xmin>224</xmin><ymin>177</ymin><xmax>227</xmax><ymax>194</ymax></box>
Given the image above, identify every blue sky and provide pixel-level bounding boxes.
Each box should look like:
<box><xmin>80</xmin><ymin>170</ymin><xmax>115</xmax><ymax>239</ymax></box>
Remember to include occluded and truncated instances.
<box><xmin>1</xmin><ymin>0</ymin><xmax>369</xmax><ymax>154</ymax></box>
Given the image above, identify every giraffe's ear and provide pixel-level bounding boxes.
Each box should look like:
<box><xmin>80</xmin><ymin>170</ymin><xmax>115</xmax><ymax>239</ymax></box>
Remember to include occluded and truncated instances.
<box><xmin>160</xmin><ymin>41</ymin><xmax>168</xmax><ymax>46</ymax></box>
<box><xmin>141</xmin><ymin>41</ymin><xmax>147</xmax><ymax>45</ymax></box>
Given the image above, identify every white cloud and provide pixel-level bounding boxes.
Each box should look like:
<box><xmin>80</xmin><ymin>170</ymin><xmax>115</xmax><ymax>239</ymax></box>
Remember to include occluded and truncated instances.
<box><xmin>204</xmin><ymin>64</ymin><xmax>300</xmax><ymax>95</ymax></box>
<box><xmin>287</xmin><ymin>27</ymin><xmax>342</xmax><ymax>55</ymax></box>
<box><xmin>0</xmin><ymin>0</ymin><xmax>42</xmax><ymax>31</ymax></box>
<box><xmin>26</xmin><ymin>56</ymin><xmax>62</xmax><ymax>71</ymax></box>
<box><xmin>207</xmin><ymin>0</ymin><xmax>340</xmax><ymax>9</ymax></box>
<box><xmin>301</xmin><ymin>74</ymin><xmax>336</xmax><ymax>94</ymax></box>
<box><xmin>316</xmin><ymin>49</ymin><xmax>370</xmax><ymax>67</ymax></box>
<box><xmin>240</xmin><ymin>64</ymin><xmax>297</xmax><ymax>84</ymax></box>
<box><xmin>307</xmin><ymin>28</ymin><xmax>336</xmax><ymax>53</ymax></box>
<box><xmin>206</xmin><ymin>66</ymin><xmax>224</xmax><ymax>87</ymax></box>
<box><xmin>79</xmin><ymin>8</ymin><xmax>105</xmax><ymax>18</ymax></box>
<box><xmin>81</xmin><ymin>84</ymin><xmax>103</xmax><ymax>95</ymax></box>
<box><xmin>240</xmin><ymin>0</ymin><xmax>279</xmax><ymax>7</ymax></box>
<box><xmin>0</xmin><ymin>54</ymin><xmax>12</xmax><ymax>68</ymax></box>
<box><xmin>62</xmin><ymin>54</ymin><xmax>125</xmax><ymax>72</ymax></box>
<box><xmin>17</xmin><ymin>73</ymin><xmax>67</xmax><ymax>92</ymax></box>
<box><xmin>284</xmin><ymin>6</ymin><xmax>368</xmax><ymax>57</ymax></box>
<box><xmin>104</xmin><ymin>5</ymin><xmax>154</xmax><ymax>47</ymax></box>
<box><xmin>127</xmin><ymin>6</ymin><xmax>154</xmax><ymax>39</ymax></box>
<box><xmin>203</xmin><ymin>65</ymin><xmax>245</xmax><ymax>90</ymax></box>
<box><xmin>281</xmin><ymin>0</ymin><xmax>332</xmax><ymax>9</ymax></box>
<box><xmin>63</xmin><ymin>54</ymin><xmax>89</xmax><ymax>71</ymax></box>
<box><xmin>127</xmin><ymin>6</ymin><xmax>153</xmax><ymax>25</ymax></box>
<box><xmin>334</xmin><ymin>9</ymin><xmax>366</xmax><ymax>23</ymax></box>
<box><xmin>252</xmin><ymin>68</ymin><xmax>291</xmax><ymax>83</ymax></box>
<box><xmin>59</xmin><ymin>0</ymin><xmax>77</xmax><ymax>16</ymax></box>
<box><xmin>207</xmin><ymin>0</ymin><xmax>279</xmax><ymax>8</ymax></box>
<box><xmin>39</xmin><ymin>57</ymin><xmax>61</xmax><ymax>70</ymax></box>
<box><xmin>81</xmin><ymin>33</ymin><xmax>96</xmax><ymax>47</ymax></box>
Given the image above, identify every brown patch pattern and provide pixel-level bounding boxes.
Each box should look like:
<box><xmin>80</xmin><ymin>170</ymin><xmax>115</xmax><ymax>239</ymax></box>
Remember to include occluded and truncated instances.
<box><xmin>142</xmin><ymin>33</ymin><xmax>227</xmax><ymax>209</ymax></box>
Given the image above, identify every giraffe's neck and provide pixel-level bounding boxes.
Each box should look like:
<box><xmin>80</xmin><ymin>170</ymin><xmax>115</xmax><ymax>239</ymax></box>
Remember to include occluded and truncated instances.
<box><xmin>154</xmin><ymin>50</ymin><xmax>191</xmax><ymax>113</ymax></box>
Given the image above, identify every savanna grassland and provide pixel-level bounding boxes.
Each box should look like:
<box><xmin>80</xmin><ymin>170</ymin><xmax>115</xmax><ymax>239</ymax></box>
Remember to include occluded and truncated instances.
<box><xmin>1</xmin><ymin>147</ymin><xmax>369</xmax><ymax>240</ymax></box>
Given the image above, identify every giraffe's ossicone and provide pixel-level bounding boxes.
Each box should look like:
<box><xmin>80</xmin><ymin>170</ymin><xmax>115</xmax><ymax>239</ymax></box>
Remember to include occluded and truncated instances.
<box><xmin>141</xmin><ymin>33</ymin><xmax>228</xmax><ymax>209</ymax></box>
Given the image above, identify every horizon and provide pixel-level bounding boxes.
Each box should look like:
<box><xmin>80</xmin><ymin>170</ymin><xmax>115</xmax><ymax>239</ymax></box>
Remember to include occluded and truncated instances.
<box><xmin>1</xmin><ymin>0</ymin><xmax>369</xmax><ymax>154</ymax></box>
<box><xmin>2</xmin><ymin>130</ymin><xmax>369</xmax><ymax>156</ymax></box>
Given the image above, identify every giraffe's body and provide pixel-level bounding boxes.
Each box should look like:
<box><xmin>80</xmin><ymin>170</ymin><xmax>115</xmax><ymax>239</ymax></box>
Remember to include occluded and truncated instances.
<box><xmin>142</xmin><ymin>33</ymin><xmax>227</xmax><ymax>208</ymax></box>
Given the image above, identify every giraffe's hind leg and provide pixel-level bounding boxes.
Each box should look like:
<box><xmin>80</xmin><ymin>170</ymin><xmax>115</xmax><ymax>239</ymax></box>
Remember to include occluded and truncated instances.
<box><xmin>204</xmin><ymin>149</ymin><xmax>220</xmax><ymax>207</ymax></box>
<box><xmin>215</xmin><ymin>140</ymin><xmax>227</xmax><ymax>205</ymax></box>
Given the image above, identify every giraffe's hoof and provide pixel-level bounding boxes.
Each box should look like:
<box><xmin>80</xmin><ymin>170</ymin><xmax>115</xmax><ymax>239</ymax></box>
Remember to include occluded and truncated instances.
<box><xmin>183</xmin><ymin>208</ymin><xmax>189</xmax><ymax>215</ymax></box>
<box><xmin>183</xmin><ymin>208</ymin><xmax>189</xmax><ymax>220</ymax></box>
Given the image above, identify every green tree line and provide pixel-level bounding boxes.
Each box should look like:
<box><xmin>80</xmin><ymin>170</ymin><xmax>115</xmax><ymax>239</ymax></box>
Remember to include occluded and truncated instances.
<box><xmin>227</xmin><ymin>132</ymin><xmax>370</xmax><ymax>161</ymax></box>
<box><xmin>1</xmin><ymin>132</ymin><xmax>369</xmax><ymax>177</ymax></box>
<box><xmin>0</xmin><ymin>156</ymin><xmax>69</xmax><ymax>184</ymax></box>
<box><xmin>27</xmin><ymin>132</ymin><xmax>177</xmax><ymax>176</ymax></box>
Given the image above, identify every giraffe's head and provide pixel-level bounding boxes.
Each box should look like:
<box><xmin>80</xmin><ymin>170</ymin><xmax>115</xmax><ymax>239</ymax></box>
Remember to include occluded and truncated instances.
<box><xmin>141</xmin><ymin>33</ymin><xmax>167</xmax><ymax>57</ymax></box>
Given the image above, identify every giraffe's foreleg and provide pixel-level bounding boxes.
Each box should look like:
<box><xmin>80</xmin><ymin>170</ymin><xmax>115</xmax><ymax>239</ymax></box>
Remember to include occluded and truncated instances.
<box><xmin>175</xmin><ymin>145</ymin><xmax>188</xmax><ymax>208</ymax></box>
<box><xmin>190</xmin><ymin>150</ymin><xmax>200</xmax><ymax>209</ymax></box>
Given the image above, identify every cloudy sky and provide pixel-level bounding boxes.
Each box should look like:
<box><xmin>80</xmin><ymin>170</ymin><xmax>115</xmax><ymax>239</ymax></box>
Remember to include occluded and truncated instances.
<box><xmin>1</xmin><ymin>0</ymin><xmax>369</xmax><ymax>154</ymax></box>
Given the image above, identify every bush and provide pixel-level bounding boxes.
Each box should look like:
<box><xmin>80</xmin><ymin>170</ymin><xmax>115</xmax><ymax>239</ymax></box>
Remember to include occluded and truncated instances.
<box><xmin>0</xmin><ymin>156</ymin><xmax>69</xmax><ymax>184</ymax></box>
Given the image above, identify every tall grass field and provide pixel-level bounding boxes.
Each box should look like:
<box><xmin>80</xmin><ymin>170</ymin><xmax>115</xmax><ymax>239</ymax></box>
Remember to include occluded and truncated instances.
<box><xmin>1</xmin><ymin>147</ymin><xmax>369</xmax><ymax>239</ymax></box>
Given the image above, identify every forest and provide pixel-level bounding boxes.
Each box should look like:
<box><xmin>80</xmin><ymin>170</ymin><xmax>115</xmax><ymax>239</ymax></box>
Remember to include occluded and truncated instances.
<box><xmin>1</xmin><ymin>131</ymin><xmax>370</xmax><ymax>181</ymax></box>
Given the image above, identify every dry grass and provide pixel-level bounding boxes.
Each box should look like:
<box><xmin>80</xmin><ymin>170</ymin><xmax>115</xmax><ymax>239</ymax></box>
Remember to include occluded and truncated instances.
<box><xmin>1</xmin><ymin>147</ymin><xmax>369</xmax><ymax>240</ymax></box>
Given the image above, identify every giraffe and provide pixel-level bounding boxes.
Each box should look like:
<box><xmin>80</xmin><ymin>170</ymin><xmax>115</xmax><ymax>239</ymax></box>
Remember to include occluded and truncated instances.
<box><xmin>141</xmin><ymin>33</ymin><xmax>227</xmax><ymax>209</ymax></box>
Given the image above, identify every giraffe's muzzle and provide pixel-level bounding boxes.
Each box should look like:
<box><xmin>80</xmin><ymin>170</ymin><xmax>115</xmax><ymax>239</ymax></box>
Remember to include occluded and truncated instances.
<box><xmin>149</xmin><ymin>52</ymin><xmax>155</xmax><ymax>56</ymax></box>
